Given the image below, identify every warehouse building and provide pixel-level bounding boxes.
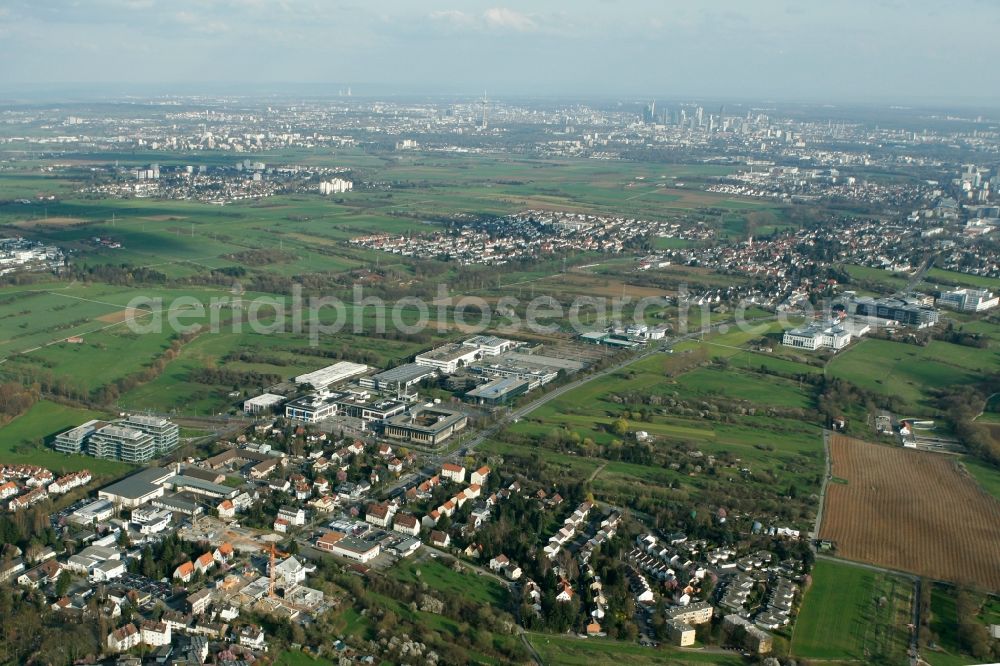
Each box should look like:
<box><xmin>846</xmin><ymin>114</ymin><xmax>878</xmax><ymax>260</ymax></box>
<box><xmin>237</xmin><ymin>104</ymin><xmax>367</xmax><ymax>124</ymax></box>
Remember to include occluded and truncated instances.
<box><xmin>98</xmin><ymin>467</ymin><xmax>174</xmax><ymax>509</ymax></box>
<box><xmin>359</xmin><ymin>363</ymin><xmax>438</xmax><ymax>392</ymax></box>
<box><xmin>294</xmin><ymin>362</ymin><xmax>369</xmax><ymax>390</ymax></box>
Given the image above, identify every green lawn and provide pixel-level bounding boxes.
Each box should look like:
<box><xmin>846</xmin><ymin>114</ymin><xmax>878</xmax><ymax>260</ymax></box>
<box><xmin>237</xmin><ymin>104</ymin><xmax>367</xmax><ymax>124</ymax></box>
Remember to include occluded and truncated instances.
<box><xmin>392</xmin><ymin>559</ymin><xmax>508</xmax><ymax>607</ymax></box>
<box><xmin>792</xmin><ymin>559</ymin><xmax>912</xmax><ymax>663</ymax></box>
<box><xmin>675</xmin><ymin>367</ymin><xmax>814</xmax><ymax>409</ymax></box>
<box><xmin>827</xmin><ymin>338</ymin><xmax>999</xmax><ymax>411</ymax></box>
<box><xmin>921</xmin><ymin>585</ymin><xmax>1000</xmax><ymax>666</ymax></box>
<box><xmin>0</xmin><ymin>399</ymin><xmax>132</xmax><ymax>476</ymax></box>
<box><xmin>527</xmin><ymin>633</ymin><xmax>743</xmax><ymax>665</ymax></box>
<box><xmin>275</xmin><ymin>650</ymin><xmax>334</xmax><ymax>666</ymax></box>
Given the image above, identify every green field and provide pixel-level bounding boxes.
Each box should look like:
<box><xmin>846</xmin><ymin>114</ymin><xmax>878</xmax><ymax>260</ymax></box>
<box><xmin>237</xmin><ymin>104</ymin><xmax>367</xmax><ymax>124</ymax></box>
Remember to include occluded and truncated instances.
<box><xmin>675</xmin><ymin>366</ymin><xmax>814</xmax><ymax>409</ymax></box>
<box><xmin>792</xmin><ymin>559</ymin><xmax>913</xmax><ymax>663</ymax></box>
<box><xmin>924</xmin><ymin>268</ymin><xmax>1000</xmax><ymax>291</ymax></box>
<box><xmin>392</xmin><ymin>559</ymin><xmax>508</xmax><ymax>607</ymax></box>
<box><xmin>827</xmin><ymin>338</ymin><xmax>999</xmax><ymax>410</ymax></box>
<box><xmin>963</xmin><ymin>459</ymin><xmax>1000</xmax><ymax>501</ymax></box>
<box><xmin>842</xmin><ymin>264</ymin><xmax>911</xmax><ymax>291</ymax></box>
<box><xmin>527</xmin><ymin>633</ymin><xmax>743</xmax><ymax>665</ymax></box>
<box><xmin>0</xmin><ymin>399</ymin><xmax>131</xmax><ymax>476</ymax></box>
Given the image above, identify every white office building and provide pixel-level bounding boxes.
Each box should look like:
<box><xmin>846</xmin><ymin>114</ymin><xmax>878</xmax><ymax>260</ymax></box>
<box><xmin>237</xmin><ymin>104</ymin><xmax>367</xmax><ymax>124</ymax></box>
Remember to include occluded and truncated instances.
<box><xmin>937</xmin><ymin>288</ymin><xmax>998</xmax><ymax>312</ymax></box>
<box><xmin>782</xmin><ymin>318</ymin><xmax>862</xmax><ymax>352</ymax></box>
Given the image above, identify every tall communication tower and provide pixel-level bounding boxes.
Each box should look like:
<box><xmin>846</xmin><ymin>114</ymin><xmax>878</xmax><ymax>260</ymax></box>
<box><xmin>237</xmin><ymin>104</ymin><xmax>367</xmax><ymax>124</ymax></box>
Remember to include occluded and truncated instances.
<box><xmin>481</xmin><ymin>91</ymin><xmax>488</xmax><ymax>130</ymax></box>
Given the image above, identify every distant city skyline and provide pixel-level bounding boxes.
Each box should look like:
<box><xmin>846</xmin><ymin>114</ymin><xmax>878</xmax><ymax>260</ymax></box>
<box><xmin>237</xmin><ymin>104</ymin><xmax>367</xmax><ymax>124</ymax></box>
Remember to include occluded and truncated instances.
<box><xmin>2</xmin><ymin>0</ymin><xmax>1000</xmax><ymax>106</ymax></box>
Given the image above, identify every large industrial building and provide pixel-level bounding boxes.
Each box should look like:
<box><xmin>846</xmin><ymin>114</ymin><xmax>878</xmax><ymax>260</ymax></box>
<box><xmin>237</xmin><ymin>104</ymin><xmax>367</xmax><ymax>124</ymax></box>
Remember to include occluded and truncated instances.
<box><xmin>294</xmin><ymin>361</ymin><xmax>369</xmax><ymax>390</ymax></box>
<box><xmin>415</xmin><ymin>336</ymin><xmax>518</xmax><ymax>374</ymax></box>
<box><xmin>359</xmin><ymin>363</ymin><xmax>438</xmax><ymax>393</ymax></box>
<box><xmin>98</xmin><ymin>467</ymin><xmax>174</xmax><ymax>509</ymax></box>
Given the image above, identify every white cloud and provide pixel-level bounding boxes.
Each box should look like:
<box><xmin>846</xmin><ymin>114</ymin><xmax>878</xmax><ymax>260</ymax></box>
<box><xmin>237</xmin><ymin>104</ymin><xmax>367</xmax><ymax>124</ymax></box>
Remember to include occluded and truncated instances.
<box><xmin>430</xmin><ymin>7</ymin><xmax>537</xmax><ymax>33</ymax></box>
<box><xmin>483</xmin><ymin>7</ymin><xmax>536</xmax><ymax>32</ymax></box>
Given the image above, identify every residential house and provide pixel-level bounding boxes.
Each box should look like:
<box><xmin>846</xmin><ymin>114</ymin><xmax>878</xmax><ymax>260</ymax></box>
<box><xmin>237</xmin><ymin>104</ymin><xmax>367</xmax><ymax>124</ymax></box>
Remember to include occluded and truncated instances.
<box><xmin>188</xmin><ymin>588</ymin><xmax>213</xmax><ymax>615</ymax></box>
<box><xmin>107</xmin><ymin>623</ymin><xmax>141</xmax><ymax>652</ymax></box>
<box><xmin>392</xmin><ymin>512</ymin><xmax>420</xmax><ymax>536</ymax></box>
<box><xmin>141</xmin><ymin>620</ymin><xmax>171</xmax><ymax>647</ymax></box>
<box><xmin>470</xmin><ymin>466</ymin><xmax>490</xmax><ymax>486</ymax></box>
<box><xmin>441</xmin><ymin>463</ymin><xmax>466</xmax><ymax>483</ymax></box>
<box><xmin>277</xmin><ymin>506</ymin><xmax>306</xmax><ymax>526</ymax></box>
<box><xmin>213</xmin><ymin>542</ymin><xmax>235</xmax><ymax>564</ymax></box>
<box><xmin>239</xmin><ymin>624</ymin><xmax>267</xmax><ymax>651</ymax></box>
<box><xmin>217</xmin><ymin>499</ymin><xmax>236</xmax><ymax>520</ymax></box>
<box><xmin>173</xmin><ymin>561</ymin><xmax>195</xmax><ymax>583</ymax></box>
<box><xmin>366</xmin><ymin>502</ymin><xmax>394</xmax><ymax>528</ymax></box>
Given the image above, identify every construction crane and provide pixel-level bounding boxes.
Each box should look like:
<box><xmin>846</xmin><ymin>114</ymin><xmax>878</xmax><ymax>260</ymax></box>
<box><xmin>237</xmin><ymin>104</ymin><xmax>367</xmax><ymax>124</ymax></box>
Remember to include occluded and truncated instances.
<box><xmin>268</xmin><ymin>542</ymin><xmax>289</xmax><ymax>599</ymax></box>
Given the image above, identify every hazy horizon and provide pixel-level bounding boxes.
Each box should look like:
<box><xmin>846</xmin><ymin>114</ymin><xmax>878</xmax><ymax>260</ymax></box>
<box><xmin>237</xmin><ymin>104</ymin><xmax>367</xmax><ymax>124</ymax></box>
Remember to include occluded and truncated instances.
<box><xmin>2</xmin><ymin>0</ymin><xmax>1000</xmax><ymax>107</ymax></box>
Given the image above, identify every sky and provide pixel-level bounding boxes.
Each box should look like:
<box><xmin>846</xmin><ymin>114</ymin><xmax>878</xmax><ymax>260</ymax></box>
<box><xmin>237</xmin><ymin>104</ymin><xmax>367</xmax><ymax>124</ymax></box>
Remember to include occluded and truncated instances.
<box><xmin>2</xmin><ymin>0</ymin><xmax>1000</xmax><ymax>105</ymax></box>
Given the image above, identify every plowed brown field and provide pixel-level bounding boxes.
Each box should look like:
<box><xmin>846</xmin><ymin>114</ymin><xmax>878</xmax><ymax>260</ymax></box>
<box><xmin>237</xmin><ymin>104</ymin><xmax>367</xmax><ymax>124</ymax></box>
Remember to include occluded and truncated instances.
<box><xmin>820</xmin><ymin>434</ymin><xmax>1000</xmax><ymax>591</ymax></box>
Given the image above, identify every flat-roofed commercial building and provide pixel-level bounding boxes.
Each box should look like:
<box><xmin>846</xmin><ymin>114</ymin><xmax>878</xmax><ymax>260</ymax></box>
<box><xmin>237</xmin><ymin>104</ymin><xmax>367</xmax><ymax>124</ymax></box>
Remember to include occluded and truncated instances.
<box><xmin>69</xmin><ymin>499</ymin><xmax>115</xmax><ymax>525</ymax></box>
<box><xmin>359</xmin><ymin>363</ymin><xmax>438</xmax><ymax>392</ymax></box>
<box><xmin>415</xmin><ymin>344</ymin><xmax>481</xmax><ymax>374</ymax></box>
<box><xmin>332</xmin><ymin>390</ymin><xmax>408</xmax><ymax>424</ymax></box>
<box><xmin>850</xmin><ymin>296</ymin><xmax>939</xmax><ymax>328</ymax></box>
<box><xmin>284</xmin><ymin>392</ymin><xmax>341</xmax><ymax>423</ymax></box>
<box><xmin>243</xmin><ymin>393</ymin><xmax>285</xmax><ymax>414</ymax></box>
<box><xmin>938</xmin><ymin>288</ymin><xmax>998</xmax><ymax>312</ymax></box>
<box><xmin>462</xmin><ymin>335</ymin><xmax>517</xmax><ymax>356</ymax></box>
<box><xmin>53</xmin><ymin>419</ymin><xmax>105</xmax><ymax>454</ymax></box>
<box><xmin>466</xmin><ymin>377</ymin><xmax>531</xmax><ymax>405</ymax></box>
<box><xmin>88</xmin><ymin>425</ymin><xmax>156</xmax><ymax>464</ymax></box>
<box><xmin>294</xmin><ymin>362</ymin><xmax>369</xmax><ymax>390</ymax></box>
<box><xmin>782</xmin><ymin>319</ymin><xmax>852</xmax><ymax>351</ymax></box>
<box><xmin>315</xmin><ymin>531</ymin><xmax>380</xmax><ymax>563</ymax></box>
<box><xmin>163</xmin><ymin>475</ymin><xmax>238</xmax><ymax>501</ymax></box>
<box><xmin>382</xmin><ymin>407</ymin><xmax>468</xmax><ymax>446</ymax></box>
<box><xmin>98</xmin><ymin>467</ymin><xmax>174</xmax><ymax>509</ymax></box>
<box><xmin>124</xmin><ymin>415</ymin><xmax>179</xmax><ymax>455</ymax></box>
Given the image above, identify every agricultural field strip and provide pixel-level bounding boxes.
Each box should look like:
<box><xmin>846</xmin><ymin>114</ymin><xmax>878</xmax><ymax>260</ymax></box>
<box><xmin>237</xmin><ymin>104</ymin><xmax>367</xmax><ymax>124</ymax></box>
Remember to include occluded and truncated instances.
<box><xmin>819</xmin><ymin>434</ymin><xmax>1000</xmax><ymax>591</ymax></box>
